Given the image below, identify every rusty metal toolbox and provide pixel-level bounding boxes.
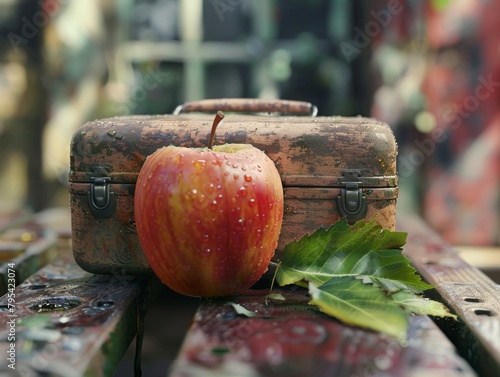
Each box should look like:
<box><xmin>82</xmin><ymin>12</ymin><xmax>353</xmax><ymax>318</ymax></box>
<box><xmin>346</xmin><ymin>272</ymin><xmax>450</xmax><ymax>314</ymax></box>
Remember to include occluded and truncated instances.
<box><xmin>69</xmin><ymin>99</ymin><xmax>398</xmax><ymax>275</ymax></box>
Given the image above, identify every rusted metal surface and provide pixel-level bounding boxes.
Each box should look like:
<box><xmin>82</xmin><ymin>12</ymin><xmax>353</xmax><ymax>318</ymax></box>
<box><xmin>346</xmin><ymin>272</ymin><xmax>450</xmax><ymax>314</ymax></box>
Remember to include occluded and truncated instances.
<box><xmin>69</xmin><ymin>104</ymin><xmax>398</xmax><ymax>275</ymax></box>
<box><xmin>174</xmin><ymin>98</ymin><xmax>317</xmax><ymax>116</ymax></box>
<box><xmin>169</xmin><ymin>287</ymin><xmax>475</xmax><ymax>377</ymax></box>
<box><xmin>0</xmin><ymin>249</ymin><xmax>158</xmax><ymax>376</ymax></box>
<box><xmin>398</xmin><ymin>215</ymin><xmax>500</xmax><ymax>377</ymax></box>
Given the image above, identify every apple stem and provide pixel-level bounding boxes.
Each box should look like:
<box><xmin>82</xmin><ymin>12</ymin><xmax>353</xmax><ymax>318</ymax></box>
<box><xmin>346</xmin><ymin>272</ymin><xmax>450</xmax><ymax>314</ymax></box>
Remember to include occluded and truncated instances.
<box><xmin>209</xmin><ymin>111</ymin><xmax>225</xmax><ymax>150</ymax></box>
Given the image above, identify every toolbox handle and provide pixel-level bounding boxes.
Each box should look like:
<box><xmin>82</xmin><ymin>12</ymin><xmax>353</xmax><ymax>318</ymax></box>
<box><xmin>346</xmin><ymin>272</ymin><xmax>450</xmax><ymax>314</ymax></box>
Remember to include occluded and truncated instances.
<box><xmin>173</xmin><ymin>98</ymin><xmax>318</xmax><ymax>116</ymax></box>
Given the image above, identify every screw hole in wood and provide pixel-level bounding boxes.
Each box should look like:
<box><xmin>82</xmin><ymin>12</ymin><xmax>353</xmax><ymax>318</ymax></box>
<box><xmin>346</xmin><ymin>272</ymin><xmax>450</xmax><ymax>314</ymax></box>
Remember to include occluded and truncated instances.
<box><xmin>464</xmin><ymin>297</ymin><xmax>482</xmax><ymax>303</ymax></box>
<box><xmin>30</xmin><ymin>283</ymin><xmax>48</xmax><ymax>290</ymax></box>
<box><xmin>474</xmin><ymin>309</ymin><xmax>494</xmax><ymax>317</ymax></box>
<box><xmin>29</xmin><ymin>297</ymin><xmax>82</xmax><ymax>312</ymax></box>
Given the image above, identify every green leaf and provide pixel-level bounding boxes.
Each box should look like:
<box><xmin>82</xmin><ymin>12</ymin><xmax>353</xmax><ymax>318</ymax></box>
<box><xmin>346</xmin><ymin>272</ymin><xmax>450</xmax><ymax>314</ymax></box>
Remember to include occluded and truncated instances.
<box><xmin>277</xmin><ymin>219</ymin><xmax>432</xmax><ymax>293</ymax></box>
<box><xmin>265</xmin><ymin>293</ymin><xmax>286</xmax><ymax>301</ymax></box>
<box><xmin>229</xmin><ymin>302</ymin><xmax>256</xmax><ymax>317</ymax></box>
<box><xmin>309</xmin><ymin>277</ymin><xmax>408</xmax><ymax>340</ymax></box>
<box><xmin>391</xmin><ymin>291</ymin><xmax>457</xmax><ymax>319</ymax></box>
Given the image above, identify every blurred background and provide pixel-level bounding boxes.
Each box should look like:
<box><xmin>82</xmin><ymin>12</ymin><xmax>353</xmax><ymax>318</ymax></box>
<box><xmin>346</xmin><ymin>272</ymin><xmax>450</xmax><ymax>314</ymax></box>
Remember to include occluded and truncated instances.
<box><xmin>1</xmin><ymin>0</ymin><xmax>499</xmax><ymax>245</ymax></box>
<box><xmin>0</xmin><ymin>0</ymin><xmax>499</xmax><ymax>374</ymax></box>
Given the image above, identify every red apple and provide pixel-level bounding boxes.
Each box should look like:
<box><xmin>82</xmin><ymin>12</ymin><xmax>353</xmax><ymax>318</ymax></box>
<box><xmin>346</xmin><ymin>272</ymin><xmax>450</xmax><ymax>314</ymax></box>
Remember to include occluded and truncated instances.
<box><xmin>134</xmin><ymin>112</ymin><xmax>284</xmax><ymax>296</ymax></box>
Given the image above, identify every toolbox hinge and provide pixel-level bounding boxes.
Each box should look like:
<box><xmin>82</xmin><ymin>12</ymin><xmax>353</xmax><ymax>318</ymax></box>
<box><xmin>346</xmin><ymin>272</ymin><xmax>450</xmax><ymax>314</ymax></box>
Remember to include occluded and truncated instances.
<box><xmin>88</xmin><ymin>177</ymin><xmax>116</xmax><ymax>219</ymax></box>
<box><xmin>336</xmin><ymin>170</ymin><xmax>367</xmax><ymax>224</ymax></box>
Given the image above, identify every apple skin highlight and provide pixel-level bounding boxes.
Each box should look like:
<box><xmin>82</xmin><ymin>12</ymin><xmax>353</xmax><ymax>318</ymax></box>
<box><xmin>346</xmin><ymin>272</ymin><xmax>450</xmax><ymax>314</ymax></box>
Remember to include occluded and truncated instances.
<box><xmin>134</xmin><ymin>144</ymin><xmax>284</xmax><ymax>297</ymax></box>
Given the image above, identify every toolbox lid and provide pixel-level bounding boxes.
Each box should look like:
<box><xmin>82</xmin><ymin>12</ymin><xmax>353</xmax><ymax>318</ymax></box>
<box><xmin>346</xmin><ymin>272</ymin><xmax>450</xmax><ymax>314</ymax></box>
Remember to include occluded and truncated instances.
<box><xmin>69</xmin><ymin>113</ymin><xmax>397</xmax><ymax>188</ymax></box>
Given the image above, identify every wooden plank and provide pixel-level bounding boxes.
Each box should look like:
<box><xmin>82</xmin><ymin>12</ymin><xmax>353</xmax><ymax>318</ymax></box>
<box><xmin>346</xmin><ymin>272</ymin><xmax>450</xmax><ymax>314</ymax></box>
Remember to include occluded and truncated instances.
<box><xmin>0</xmin><ymin>213</ymin><xmax>58</xmax><ymax>295</ymax></box>
<box><xmin>170</xmin><ymin>287</ymin><xmax>476</xmax><ymax>377</ymax></box>
<box><xmin>0</xmin><ymin>250</ymin><xmax>159</xmax><ymax>376</ymax></box>
<box><xmin>398</xmin><ymin>215</ymin><xmax>500</xmax><ymax>377</ymax></box>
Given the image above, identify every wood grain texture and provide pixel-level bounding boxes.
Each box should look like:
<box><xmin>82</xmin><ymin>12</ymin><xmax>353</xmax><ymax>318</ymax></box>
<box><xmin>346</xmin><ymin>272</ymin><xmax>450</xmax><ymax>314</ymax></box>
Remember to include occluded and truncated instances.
<box><xmin>0</xmin><ymin>212</ymin><xmax>58</xmax><ymax>295</ymax></box>
<box><xmin>0</xmin><ymin>250</ymin><xmax>159</xmax><ymax>376</ymax></box>
<box><xmin>170</xmin><ymin>288</ymin><xmax>475</xmax><ymax>377</ymax></box>
<box><xmin>398</xmin><ymin>215</ymin><xmax>500</xmax><ymax>377</ymax></box>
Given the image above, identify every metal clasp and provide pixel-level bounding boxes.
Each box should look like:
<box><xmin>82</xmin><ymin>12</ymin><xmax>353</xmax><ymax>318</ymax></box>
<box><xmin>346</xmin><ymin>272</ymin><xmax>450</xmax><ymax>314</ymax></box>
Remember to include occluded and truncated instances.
<box><xmin>336</xmin><ymin>170</ymin><xmax>367</xmax><ymax>224</ymax></box>
<box><xmin>88</xmin><ymin>177</ymin><xmax>116</xmax><ymax>219</ymax></box>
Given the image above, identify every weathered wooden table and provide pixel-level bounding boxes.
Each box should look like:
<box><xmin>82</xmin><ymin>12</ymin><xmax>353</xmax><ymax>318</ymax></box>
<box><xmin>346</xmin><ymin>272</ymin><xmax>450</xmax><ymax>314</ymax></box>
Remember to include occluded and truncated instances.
<box><xmin>0</xmin><ymin>209</ymin><xmax>498</xmax><ymax>376</ymax></box>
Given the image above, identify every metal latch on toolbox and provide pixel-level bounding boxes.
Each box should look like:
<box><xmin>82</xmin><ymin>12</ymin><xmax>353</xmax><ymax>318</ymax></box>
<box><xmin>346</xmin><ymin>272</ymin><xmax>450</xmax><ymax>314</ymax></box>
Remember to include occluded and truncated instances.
<box><xmin>88</xmin><ymin>177</ymin><xmax>116</xmax><ymax>219</ymax></box>
<box><xmin>337</xmin><ymin>170</ymin><xmax>367</xmax><ymax>224</ymax></box>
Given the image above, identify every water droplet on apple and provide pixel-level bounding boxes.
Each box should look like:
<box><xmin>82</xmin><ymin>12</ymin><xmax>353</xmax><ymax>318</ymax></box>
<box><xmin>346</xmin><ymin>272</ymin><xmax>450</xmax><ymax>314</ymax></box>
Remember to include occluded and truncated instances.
<box><xmin>248</xmin><ymin>198</ymin><xmax>256</xmax><ymax>207</ymax></box>
<box><xmin>244</xmin><ymin>175</ymin><xmax>252</xmax><ymax>182</ymax></box>
<box><xmin>195</xmin><ymin>193</ymin><xmax>207</xmax><ymax>208</ymax></box>
<box><xmin>256</xmin><ymin>165</ymin><xmax>262</xmax><ymax>172</ymax></box>
<box><xmin>269</xmin><ymin>202</ymin><xmax>274</xmax><ymax>210</ymax></box>
<box><xmin>148</xmin><ymin>173</ymin><xmax>153</xmax><ymax>180</ymax></box>
<box><xmin>206</xmin><ymin>183</ymin><xmax>215</xmax><ymax>193</ymax></box>
<box><xmin>202</xmin><ymin>248</ymin><xmax>212</xmax><ymax>255</ymax></box>
<box><xmin>241</xmin><ymin>165</ymin><xmax>247</xmax><ymax>171</ymax></box>
<box><xmin>185</xmin><ymin>188</ymin><xmax>198</xmax><ymax>202</ymax></box>
<box><xmin>201</xmin><ymin>234</ymin><xmax>210</xmax><ymax>242</ymax></box>
<box><xmin>183</xmin><ymin>265</ymin><xmax>191</xmax><ymax>271</ymax></box>
<box><xmin>233</xmin><ymin>174</ymin><xmax>239</xmax><ymax>180</ymax></box>
<box><xmin>194</xmin><ymin>159</ymin><xmax>206</xmax><ymax>172</ymax></box>
<box><xmin>235</xmin><ymin>218</ymin><xmax>245</xmax><ymax>231</ymax></box>
<box><xmin>232</xmin><ymin>162</ymin><xmax>239</xmax><ymax>169</ymax></box>
<box><xmin>238</xmin><ymin>187</ymin><xmax>247</xmax><ymax>197</ymax></box>
<box><xmin>209</xmin><ymin>200</ymin><xmax>217</xmax><ymax>211</ymax></box>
